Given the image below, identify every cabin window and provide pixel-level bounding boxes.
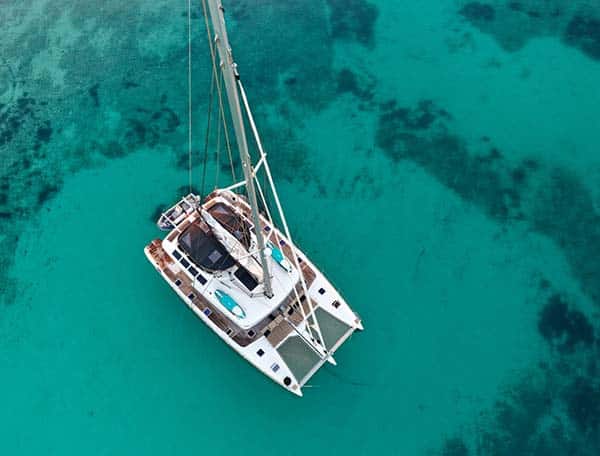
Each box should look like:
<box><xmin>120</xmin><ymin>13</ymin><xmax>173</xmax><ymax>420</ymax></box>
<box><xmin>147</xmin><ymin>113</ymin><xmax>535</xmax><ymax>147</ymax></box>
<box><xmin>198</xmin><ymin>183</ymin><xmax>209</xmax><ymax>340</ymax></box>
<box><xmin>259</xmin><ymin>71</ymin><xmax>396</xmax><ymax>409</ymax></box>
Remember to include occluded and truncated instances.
<box><xmin>172</xmin><ymin>250</ymin><xmax>182</xmax><ymax>260</ymax></box>
<box><xmin>196</xmin><ymin>273</ymin><xmax>207</xmax><ymax>285</ymax></box>
<box><xmin>180</xmin><ymin>258</ymin><xmax>190</xmax><ymax>269</ymax></box>
<box><xmin>188</xmin><ymin>265</ymin><xmax>198</xmax><ymax>276</ymax></box>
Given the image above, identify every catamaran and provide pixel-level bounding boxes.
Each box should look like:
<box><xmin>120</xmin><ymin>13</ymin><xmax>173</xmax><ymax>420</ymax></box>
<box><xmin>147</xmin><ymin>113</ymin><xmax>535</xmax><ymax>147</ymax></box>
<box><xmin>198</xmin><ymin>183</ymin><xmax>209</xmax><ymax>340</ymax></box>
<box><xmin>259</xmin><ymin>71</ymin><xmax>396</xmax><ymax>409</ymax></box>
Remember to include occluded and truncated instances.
<box><xmin>144</xmin><ymin>0</ymin><xmax>363</xmax><ymax>396</ymax></box>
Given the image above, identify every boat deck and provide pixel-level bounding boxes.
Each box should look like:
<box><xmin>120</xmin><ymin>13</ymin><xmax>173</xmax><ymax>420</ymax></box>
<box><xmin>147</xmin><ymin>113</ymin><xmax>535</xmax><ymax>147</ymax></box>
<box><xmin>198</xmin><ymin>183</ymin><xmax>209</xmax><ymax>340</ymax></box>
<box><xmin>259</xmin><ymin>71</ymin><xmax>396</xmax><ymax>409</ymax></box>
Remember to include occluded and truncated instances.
<box><xmin>146</xmin><ymin>233</ymin><xmax>319</xmax><ymax>349</ymax></box>
<box><xmin>146</xmin><ymin>192</ymin><xmax>360</xmax><ymax>391</ymax></box>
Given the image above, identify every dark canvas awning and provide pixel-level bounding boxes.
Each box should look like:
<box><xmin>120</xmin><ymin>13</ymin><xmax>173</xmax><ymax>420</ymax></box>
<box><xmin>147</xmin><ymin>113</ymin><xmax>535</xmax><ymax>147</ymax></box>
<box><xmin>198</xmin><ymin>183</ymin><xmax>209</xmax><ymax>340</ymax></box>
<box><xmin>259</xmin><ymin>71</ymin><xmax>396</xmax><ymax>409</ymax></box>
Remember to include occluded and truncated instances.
<box><xmin>178</xmin><ymin>223</ymin><xmax>236</xmax><ymax>271</ymax></box>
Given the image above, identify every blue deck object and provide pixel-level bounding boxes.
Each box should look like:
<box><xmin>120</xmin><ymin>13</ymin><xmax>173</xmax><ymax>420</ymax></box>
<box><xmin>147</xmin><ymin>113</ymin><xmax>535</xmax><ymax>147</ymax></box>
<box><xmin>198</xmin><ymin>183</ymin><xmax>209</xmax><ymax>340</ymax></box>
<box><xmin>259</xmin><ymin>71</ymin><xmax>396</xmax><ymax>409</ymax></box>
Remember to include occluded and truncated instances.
<box><xmin>215</xmin><ymin>289</ymin><xmax>246</xmax><ymax>319</ymax></box>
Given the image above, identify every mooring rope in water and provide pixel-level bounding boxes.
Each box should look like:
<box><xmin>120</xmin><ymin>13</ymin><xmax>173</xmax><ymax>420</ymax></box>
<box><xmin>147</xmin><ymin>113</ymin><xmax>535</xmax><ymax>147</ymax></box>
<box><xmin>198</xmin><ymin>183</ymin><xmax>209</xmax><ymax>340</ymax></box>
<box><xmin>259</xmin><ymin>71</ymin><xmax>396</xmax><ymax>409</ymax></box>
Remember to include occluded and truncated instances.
<box><xmin>187</xmin><ymin>0</ymin><xmax>193</xmax><ymax>194</ymax></box>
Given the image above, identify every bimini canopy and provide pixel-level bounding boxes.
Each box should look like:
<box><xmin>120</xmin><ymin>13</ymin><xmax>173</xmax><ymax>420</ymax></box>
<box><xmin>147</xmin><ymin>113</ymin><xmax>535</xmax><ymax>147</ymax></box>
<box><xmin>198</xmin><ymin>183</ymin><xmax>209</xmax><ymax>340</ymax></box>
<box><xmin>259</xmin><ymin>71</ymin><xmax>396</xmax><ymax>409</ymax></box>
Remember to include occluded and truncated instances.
<box><xmin>179</xmin><ymin>223</ymin><xmax>236</xmax><ymax>271</ymax></box>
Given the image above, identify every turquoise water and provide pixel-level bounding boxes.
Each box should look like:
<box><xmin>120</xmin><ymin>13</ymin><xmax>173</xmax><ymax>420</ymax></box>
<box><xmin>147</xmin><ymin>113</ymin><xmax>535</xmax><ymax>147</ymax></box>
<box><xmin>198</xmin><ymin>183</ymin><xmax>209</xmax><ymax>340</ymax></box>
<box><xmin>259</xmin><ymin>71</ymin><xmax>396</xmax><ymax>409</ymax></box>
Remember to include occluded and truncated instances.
<box><xmin>2</xmin><ymin>1</ymin><xmax>600</xmax><ymax>454</ymax></box>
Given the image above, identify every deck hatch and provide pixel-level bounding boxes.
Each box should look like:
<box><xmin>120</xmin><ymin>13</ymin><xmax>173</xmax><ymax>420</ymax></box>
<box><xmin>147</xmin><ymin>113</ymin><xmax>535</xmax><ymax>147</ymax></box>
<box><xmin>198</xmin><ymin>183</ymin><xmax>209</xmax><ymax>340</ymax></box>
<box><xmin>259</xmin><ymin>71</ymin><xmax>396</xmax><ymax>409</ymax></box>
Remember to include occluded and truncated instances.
<box><xmin>234</xmin><ymin>266</ymin><xmax>258</xmax><ymax>291</ymax></box>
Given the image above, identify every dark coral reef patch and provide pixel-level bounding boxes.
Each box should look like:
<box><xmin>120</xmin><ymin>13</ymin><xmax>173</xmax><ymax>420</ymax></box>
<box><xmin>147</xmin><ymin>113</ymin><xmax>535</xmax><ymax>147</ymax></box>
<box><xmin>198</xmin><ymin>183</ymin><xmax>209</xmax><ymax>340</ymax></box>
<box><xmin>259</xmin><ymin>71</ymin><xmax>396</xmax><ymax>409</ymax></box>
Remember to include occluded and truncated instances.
<box><xmin>538</xmin><ymin>293</ymin><xmax>594</xmax><ymax>353</ymax></box>
<box><xmin>36</xmin><ymin>121</ymin><xmax>53</xmax><ymax>143</ymax></box>
<box><xmin>563</xmin><ymin>15</ymin><xmax>600</xmax><ymax>61</ymax></box>
<box><xmin>441</xmin><ymin>437</ymin><xmax>469</xmax><ymax>456</ymax></box>
<box><xmin>566</xmin><ymin>376</ymin><xmax>600</xmax><ymax>435</ymax></box>
<box><xmin>327</xmin><ymin>0</ymin><xmax>379</xmax><ymax>48</ymax></box>
<box><xmin>88</xmin><ymin>83</ymin><xmax>100</xmax><ymax>107</ymax></box>
<box><xmin>456</xmin><ymin>0</ymin><xmax>600</xmax><ymax>61</ymax></box>
<box><xmin>335</xmin><ymin>68</ymin><xmax>376</xmax><ymax>109</ymax></box>
<box><xmin>376</xmin><ymin>99</ymin><xmax>600</xmax><ymax>308</ymax></box>
<box><xmin>438</xmin><ymin>354</ymin><xmax>600</xmax><ymax>454</ymax></box>
<box><xmin>0</xmin><ymin>95</ymin><xmax>37</xmax><ymax>147</ymax></box>
<box><xmin>459</xmin><ymin>2</ymin><xmax>496</xmax><ymax>22</ymax></box>
<box><xmin>531</xmin><ymin>169</ymin><xmax>600</xmax><ymax>304</ymax></box>
<box><xmin>376</xmin><ymin>99</ymin><xmax>522</xmax><ymax>221</ymax></box>
<box><xmin>230</xmin><ymin>1</ymin><xmax>337</xmax><ymax>109</ymax></box>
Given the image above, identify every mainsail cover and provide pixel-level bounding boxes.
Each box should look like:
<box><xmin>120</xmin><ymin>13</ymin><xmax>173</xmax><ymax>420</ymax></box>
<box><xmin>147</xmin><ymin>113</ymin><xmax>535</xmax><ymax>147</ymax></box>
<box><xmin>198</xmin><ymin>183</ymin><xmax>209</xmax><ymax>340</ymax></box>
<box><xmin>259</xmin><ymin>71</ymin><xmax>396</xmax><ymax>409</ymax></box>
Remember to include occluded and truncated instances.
<box><xmin>201</xmin><ymin>209</ymin><xmax>264</xmax><ymax>282</ymax></box>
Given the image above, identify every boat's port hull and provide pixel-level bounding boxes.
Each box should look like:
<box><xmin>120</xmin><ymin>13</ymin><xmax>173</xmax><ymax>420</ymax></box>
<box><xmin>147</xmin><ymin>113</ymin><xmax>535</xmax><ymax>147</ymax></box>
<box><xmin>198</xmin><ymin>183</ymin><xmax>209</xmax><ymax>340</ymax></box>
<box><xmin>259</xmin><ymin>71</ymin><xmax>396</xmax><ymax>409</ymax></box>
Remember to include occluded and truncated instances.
<box><xmin>145</xmin><ymin>244</ymin><xmax>302</xmax><ymax>395</ymax></box>
<box><xmin>145</xmin><ymin>190</ymin><xmax>362</xmax><ymax>395</ymax></box>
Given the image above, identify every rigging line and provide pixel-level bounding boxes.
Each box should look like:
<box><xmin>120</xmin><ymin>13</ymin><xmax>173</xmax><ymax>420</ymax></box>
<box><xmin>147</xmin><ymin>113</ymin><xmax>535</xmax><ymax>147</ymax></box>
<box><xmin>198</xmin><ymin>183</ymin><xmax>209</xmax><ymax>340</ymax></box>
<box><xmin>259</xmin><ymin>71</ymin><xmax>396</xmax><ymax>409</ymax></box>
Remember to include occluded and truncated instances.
<box><xmin>215</xmin><ymin>97</ymin><xmax>222</xmax><ymax>189</ymax></box>
<box><xmin>187</xmin><ymin>0</ymin><xmax>193</xmax><ymax>194</ymax></box>
<box><xmin>237</xmin><ymin>80</ymin><xmax>326</xmax><ymax>349</ymax></box>
<box><xmin>254</xmin><ymin>174</ymin><xmax>321</xmax><ymax>353</ymax></box>
<box><xmin>254</xmin><ymin>177</ymin><xmax>273</xmax><ymax>224</ymax></box>
<box><xmin>221</xmin><ymin>76</ymin><xmax>237</xmax><ymax>185</ymax></box>
<box><xmin>215</xmin><ymin>60</ymin><xmax>236</xmax><ymax>185</ymax></box>
<box><xmin>200</xmin><ymin>0</ymin><xmax>236</xmax><ymax>186</ymax></box>
<box><xmin>200</xmin><ymin>69</ymin><xmax>216</xmax><ymax>198</ymax></box>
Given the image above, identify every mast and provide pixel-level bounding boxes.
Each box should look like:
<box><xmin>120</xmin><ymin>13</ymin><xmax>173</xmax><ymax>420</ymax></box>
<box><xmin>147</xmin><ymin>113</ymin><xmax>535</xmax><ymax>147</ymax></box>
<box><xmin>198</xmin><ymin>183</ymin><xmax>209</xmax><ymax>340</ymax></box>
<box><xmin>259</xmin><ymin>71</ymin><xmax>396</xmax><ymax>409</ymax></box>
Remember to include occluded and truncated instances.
<box><xmin>206</xmin><ymin>0</ymin><xmax>273</xmax><ymax>297</ymax></box>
